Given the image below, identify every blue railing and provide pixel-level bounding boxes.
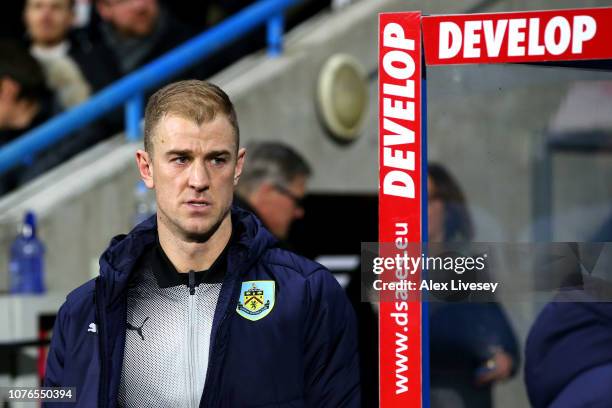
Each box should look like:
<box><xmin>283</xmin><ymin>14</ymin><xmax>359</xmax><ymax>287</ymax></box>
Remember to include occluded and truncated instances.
<box><xmin>0</xmin><ymin>0</ymin><xmax>298</xmax><ymax>175</ymax></box>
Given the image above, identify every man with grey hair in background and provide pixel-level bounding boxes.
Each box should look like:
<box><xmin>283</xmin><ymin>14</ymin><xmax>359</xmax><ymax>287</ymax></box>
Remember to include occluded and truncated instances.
<box><xmin>234</xmin><ymin>141</ymin><xmax>311</xmax><ymax>241</ymax></box>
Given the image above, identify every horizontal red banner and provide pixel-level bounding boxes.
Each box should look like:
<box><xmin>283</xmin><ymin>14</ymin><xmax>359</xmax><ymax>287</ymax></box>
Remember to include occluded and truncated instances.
<box><xmin>423</xmin><ymin>7</ymin><xmax>612</xmax><ymax>65</ymax></box>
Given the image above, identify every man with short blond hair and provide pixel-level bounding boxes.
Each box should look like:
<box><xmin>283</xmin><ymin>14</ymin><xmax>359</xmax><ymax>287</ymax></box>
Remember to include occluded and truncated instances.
<box><xmin>143</xmin><ymin>80</ymin><xmax>240</xmax><ymax>154</ymax></box>
<box><xmin>45</xmin><ymin>80</ymin><xmax>360</xmax><ymax>407</ymax></box>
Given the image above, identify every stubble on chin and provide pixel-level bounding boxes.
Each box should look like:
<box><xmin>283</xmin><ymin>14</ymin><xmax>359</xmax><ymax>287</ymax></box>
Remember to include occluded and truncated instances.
<box><xmin>159</xmin><ymin>206</ymin><xmax>231</xmax><ymax>244</ymax></box>
<box><xmin>182</xmin><ymin>223</ymin><xmax>218</xmax><ymax>243</ymax></box>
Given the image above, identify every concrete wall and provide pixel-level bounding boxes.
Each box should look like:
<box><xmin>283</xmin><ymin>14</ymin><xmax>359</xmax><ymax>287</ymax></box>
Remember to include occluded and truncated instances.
<box><xmin>0</xmin><ymin>137</ymin><xmax>139</xmax><ymax>294</ymax></box>
<box><xmin>219</xmin><ymin>0</ymin><xmax>482</xmax><ymax>194</ymax></box>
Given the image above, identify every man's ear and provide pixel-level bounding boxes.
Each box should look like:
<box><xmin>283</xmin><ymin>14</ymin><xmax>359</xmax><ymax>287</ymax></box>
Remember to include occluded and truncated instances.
<box><xmin>136</xmin><ymin>149</ymin><xmax>155</xmax><ymax>188</ymax></box>
<box><xmin>233</xmin><ymin>147</ymin><xmax>246</xmax><ymax>186</ymax></box>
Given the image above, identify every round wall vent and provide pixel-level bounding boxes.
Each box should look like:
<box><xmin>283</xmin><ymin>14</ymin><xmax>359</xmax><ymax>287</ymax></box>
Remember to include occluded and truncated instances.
<box><xmin>317</xmin><ymin>54</ymin><xmax>369</xmax><ymax>143</ymax></box>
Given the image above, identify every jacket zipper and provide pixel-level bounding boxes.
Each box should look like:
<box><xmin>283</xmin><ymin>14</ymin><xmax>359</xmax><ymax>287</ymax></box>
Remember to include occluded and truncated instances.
<box><xmin>188</xmin><ymin>270</ymin><xmax>197</xmax><ymax>408</ymax></box>
<box><xmin>95</xmin><ymin>278</ymin><xmax>109</xmax><ymax>408</ymax></box>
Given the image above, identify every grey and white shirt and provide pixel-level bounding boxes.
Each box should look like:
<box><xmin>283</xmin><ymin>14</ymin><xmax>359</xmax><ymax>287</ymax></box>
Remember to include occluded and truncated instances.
<box><xmin>118</xmin><ymin>241</ymin><xmax>225</xmax><ymax>408</ymax></box>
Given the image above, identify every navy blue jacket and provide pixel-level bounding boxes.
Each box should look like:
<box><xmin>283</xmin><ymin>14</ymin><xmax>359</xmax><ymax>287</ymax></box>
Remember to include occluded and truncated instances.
<box><xmin>44</xmin><ymin>208</ymin><xmax>360</xmax><ymax>407</ymax></box>
<box><xmin>525</xmin><ymin>294</ymin><xmax>612</xmax><ymax>407</ymax></box>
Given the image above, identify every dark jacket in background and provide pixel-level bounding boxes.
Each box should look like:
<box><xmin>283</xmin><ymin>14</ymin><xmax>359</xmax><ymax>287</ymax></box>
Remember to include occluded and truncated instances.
<box><xmin>429</xmin><ymin>301</ymin><xmax>520</xmax><ymax>408</ymax></box>
<box><xmin>86</xmin><ymin>7</ymin><xmax>209</xmax><ymax>81</ymax></box>
<box><xmin>69</xmin><ymin>29</ymin><xmax>121</xmax><ymax>94</ymax></box>
<box><xmin>525</xmin><ymin>294</ymin><xmax>612</xmax><ymax>407</ymax></box>
<box><xmin>427</xmin><ymin>243</ymin><xmax>520</xmax><ymax>408</ymax></box>
<box><xmin>44</xmin><ymin>207</ymin><xmax>360</xmax><ymax>407</ymax></box>
<box><xmin>345</xmin><ymin>272</ymin><xmax>378</xmax><ymax>408</ymax></box>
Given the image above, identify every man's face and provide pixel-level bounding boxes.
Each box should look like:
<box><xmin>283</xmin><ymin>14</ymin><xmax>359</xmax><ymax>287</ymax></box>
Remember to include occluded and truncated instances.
<box><xmin>97</xmin><ymin>0</ymin><xmax>159</xmax><ymax>38</ymax></box>
<box><xmin>137</xmin><ymin>114</ymin><xmax>245</xmax><ymax>242</ymax></box>
<box><xmin>24</xmin><ymin>0</ymin><xmax>74</xmax><ymax>47</ymax></box>
<box><xmin>256</xmin><ymin>176</ymin><xmax>306</xmax><ymax>240</ymax></box>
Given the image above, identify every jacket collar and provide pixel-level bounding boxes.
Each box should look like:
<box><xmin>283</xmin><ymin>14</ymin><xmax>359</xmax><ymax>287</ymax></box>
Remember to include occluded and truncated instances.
<box><xmin>150</xmin><ymin>234</ymin><xmax>227</xmax><ymax>287</ymax></box>
<box><xmin>97</xmin><ymin>206</ymin><xmax>277</xmax><ymax>306</ymax></box>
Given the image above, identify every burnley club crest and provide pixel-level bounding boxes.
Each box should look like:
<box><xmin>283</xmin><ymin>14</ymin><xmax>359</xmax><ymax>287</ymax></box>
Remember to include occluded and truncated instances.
<box><xmin>236</xmin><ymin>281</ymin><xmax>275</xmax><ymax>321</ymax></box>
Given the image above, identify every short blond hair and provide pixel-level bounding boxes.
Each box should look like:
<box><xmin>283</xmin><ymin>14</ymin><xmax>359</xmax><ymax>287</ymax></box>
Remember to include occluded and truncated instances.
<box><xmin>144</xmin><ymin>80</ymin><xmax>239</xmax><ymax>154</ymax></box>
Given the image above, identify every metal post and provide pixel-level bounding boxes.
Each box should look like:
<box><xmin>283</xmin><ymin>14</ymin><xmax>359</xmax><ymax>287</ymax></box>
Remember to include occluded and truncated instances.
<box><xmin>533</xmin><ymin>134</ymin><xmax>553</xmax><ymax>241</ymax></box>
<box><xmin>267</xmin><ymin>14</ymin><xmax>284</xmax><ymax>57</ymax></box>
<box><xmin>421</xmin><ymin>72</ymin><xmax>430</xmax><ymax>408</ymax></box>
<box><xmin>125</xmin><ymin>93</ymin><xmax>144</xmax><ymax>142</ymax></box>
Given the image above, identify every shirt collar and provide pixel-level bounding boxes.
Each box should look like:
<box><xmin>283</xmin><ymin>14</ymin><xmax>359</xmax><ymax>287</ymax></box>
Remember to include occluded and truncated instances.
<box><xmin>151</xmin><ymin>233</ymin><xmax>230</xmax><ymax>288</ymax></box>
<box><xmin>30</xmin><ymin>41</ymin><xmax>70</xmax><ymax>60</ymax></box>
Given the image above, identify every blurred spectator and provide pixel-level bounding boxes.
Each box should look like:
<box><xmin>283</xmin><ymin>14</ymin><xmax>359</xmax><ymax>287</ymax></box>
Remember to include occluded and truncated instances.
<box><xmin>24</xmin><ymin>0</ymin><xmax>92</xmax><ymax>108</ymax></box>
<box><xmin>235</xmin><ymin>141</ymin><xmax>310</xmax><ymax>242</ymax></box>
<box><xmin>0</xmin><ymin>40</ymin><xmax>56</xmax><ymax>147</ymax></box>
<box><xmin>93</xmin><ymin>0</ymin><xmax>205</xmax><ymax>78</ymax></box>
<box><xmin>161</xmin><ymin>0</ymin><xmax>335</xmax><ymax>78</ymax></box>
<box><xmin>0</xmin><ymin>40</ymin><xmax>105</xmax><ymax>195</ymax></box>
<box><xmin>24</xmin><ymin>0</ymin><xmax>124</xmax><ymax>97</ymax></box>
<box><xmin>427</xmin><ymin>163</ymin><xmax>519</xmax><ymax>408</ymax></box>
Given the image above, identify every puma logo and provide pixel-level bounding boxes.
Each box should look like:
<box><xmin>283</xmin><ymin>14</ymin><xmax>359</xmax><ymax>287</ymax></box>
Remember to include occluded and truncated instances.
<box><xmin>127</xmin><ymin>317</ymin><xmax>150</xmax><ymax>341</ymax></box>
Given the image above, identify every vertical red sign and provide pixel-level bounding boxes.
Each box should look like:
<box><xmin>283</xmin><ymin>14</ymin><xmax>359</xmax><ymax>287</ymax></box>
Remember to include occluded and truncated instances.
<box><xmin>378</xmin><ymin>12</ymin><xmax>422</xmax><ymax>408</ymax></box>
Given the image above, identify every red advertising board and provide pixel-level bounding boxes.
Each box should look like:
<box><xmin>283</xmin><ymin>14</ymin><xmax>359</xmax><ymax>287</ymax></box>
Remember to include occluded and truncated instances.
<box><xmin>423</xmin><ymin>7</ymin><xmax>612</xmax><ymax>65</ymax></box>
<box><xmin>379</xmin><ymin>5</ymin><xmax>612</xmax><ymax>407</ymax></box>
<box><xmin>378</xmin><ymin>11</ymin><xmax>422</xmax><ymax>408</ymax></box>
